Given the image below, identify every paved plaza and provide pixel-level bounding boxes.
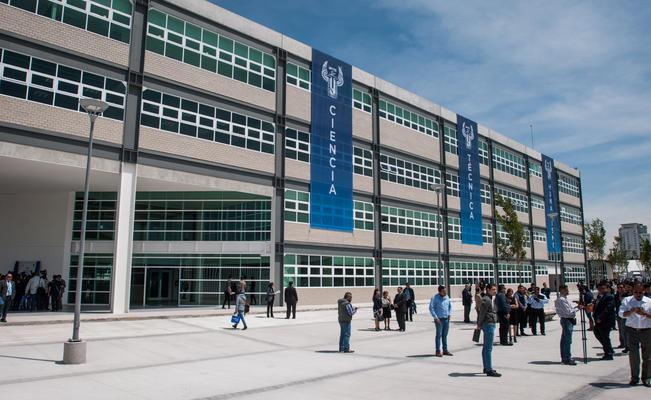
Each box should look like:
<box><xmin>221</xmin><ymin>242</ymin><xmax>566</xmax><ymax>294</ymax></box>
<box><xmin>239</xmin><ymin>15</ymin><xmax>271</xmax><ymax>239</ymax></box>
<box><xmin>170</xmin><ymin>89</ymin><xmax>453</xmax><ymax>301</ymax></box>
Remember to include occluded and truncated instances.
<box><xmin>0</xmin><ymin>303</ymin><xmax>644</xmax><ymax>399</ymax></box>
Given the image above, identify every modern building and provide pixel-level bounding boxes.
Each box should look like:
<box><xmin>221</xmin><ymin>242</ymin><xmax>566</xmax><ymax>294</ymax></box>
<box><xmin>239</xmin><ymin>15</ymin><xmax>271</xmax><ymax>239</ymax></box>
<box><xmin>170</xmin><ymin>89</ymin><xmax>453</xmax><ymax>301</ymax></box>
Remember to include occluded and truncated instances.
<box><xmin>0</xmin><ymin>0</ymin><xmax>587</xmax><ymax>312</ymax></box>
<box><xmin>619</xmin><ymin>223</ymin><xmax>649</xmax><ymax>259</ymax></box>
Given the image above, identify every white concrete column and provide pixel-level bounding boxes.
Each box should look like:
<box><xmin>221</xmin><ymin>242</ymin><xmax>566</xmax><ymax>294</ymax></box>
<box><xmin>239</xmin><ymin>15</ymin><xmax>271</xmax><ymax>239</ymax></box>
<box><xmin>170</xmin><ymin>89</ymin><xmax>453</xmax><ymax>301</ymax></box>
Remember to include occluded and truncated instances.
<box><xmin>111</xmin><ymin>162</ymin><xmax>137</xmax><ymax>314</ymax></box>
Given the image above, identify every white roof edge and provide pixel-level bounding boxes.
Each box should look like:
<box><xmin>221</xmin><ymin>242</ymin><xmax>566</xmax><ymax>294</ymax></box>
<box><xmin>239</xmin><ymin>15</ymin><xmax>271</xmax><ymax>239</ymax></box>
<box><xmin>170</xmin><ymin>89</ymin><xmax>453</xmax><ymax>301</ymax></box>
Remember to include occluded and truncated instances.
<box><xmin>167</xmin><ymin>0</ymin><xmax>581</xmax><ymax>178</ymax></box>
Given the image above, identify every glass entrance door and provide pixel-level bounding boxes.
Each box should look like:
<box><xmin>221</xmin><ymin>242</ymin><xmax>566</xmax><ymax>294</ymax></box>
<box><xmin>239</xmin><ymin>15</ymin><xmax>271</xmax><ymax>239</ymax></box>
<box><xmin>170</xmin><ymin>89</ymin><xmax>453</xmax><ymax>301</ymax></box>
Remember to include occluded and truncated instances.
<box><xmin>145</xmin><ymin>268</ymin><xmax>179</xmax><ymax>307</ymax></box>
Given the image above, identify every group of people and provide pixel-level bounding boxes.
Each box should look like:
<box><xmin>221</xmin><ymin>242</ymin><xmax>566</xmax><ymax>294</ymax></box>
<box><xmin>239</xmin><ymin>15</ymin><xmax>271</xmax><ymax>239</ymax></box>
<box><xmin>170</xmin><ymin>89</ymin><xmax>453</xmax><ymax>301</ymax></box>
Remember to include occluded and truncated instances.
<box><xmin>371</xmin><ymin>284</ymin><xmax>417</xmax><ymax>333</ymax></box>
<box><xmin>0</xmin><ymin>270</ymin><xmax>66</xmax><ymax>322</ymax></box>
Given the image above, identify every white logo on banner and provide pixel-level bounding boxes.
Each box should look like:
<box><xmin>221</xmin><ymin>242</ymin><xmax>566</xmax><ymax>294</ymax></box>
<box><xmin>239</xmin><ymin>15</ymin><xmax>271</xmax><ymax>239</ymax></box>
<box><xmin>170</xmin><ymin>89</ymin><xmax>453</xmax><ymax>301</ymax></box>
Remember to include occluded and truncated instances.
<box><xmin>544</xmin><ymin>159</ymin><xmax>553</xmax><ymax>180</ymax></box>
<box><xmin>462</xmin><ymin>121</ymin><xmax>475</xmax><ymax>150</ymax></box>
<box><xmin>321</xmin><ymin>61</ymin><xmax>344</xmax><ymax>99</ymax></box>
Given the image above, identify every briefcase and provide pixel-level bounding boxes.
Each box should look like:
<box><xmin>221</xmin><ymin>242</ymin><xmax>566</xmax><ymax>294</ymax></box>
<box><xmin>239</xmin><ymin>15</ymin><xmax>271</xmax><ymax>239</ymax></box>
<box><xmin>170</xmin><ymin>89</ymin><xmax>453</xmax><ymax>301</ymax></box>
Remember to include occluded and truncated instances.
<box><xmin>472</xmin><ymin>328</ymin><xmax>481</xmax><ymax>343</ymax></box>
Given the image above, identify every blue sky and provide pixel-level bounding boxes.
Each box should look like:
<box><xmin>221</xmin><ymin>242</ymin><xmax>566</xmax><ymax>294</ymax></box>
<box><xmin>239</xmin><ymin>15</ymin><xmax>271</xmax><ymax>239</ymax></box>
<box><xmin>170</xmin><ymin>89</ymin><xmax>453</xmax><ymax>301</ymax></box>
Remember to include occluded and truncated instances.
<box><xmin>212</xmin><ymin>0</ymin><xmax>651</xmax><ymax>244</ymax></box>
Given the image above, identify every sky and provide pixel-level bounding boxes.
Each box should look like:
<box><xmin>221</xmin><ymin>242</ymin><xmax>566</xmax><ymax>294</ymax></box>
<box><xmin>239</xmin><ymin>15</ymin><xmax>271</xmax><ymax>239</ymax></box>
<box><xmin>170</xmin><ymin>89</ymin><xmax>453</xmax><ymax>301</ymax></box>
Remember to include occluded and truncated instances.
<box><xmin>212</xmin><ymin>0</ymin><xmax>651</xmax><ymax>246</ymax></box>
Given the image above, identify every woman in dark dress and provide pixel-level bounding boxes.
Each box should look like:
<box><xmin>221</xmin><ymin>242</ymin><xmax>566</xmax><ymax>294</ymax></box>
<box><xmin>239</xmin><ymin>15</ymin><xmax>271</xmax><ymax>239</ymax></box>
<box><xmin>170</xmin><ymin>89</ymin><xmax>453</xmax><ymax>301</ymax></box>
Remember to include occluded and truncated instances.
<box><xmin>381</xmin><ymin>290</ymin><xmax>392</xmax><ymax>330</ymax></box>
<box><xmin>393</xmin><ymin>287</ymin><xmax>407</xmax><ymax>332</ymax></box>
<box><xmin>507</xmin><ymin>288</ymin><xmax>520</xmax><ymax>343</ymax></box>
<box><xmin>372</xmin><ymin>288</ymin><xmax>382</xmax><ymax>331</ymax></box>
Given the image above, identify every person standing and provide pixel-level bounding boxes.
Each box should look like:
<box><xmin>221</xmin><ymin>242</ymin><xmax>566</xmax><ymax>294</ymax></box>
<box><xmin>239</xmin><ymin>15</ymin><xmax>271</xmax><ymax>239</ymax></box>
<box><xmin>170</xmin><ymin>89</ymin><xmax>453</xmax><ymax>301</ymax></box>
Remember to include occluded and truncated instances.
<box><xmin>266</xmin><ymin>282</ymin><xmax>278</xmax><ymax>318</ymax></box>
<box><xmin>372</xmin><ymin>288</ymin><xmax>382</xmax><ymax>331</ymax></box>
<box><xmin>232</xmin><ymin>289</ymin><xmax>248</xmax><ymax>330</ymax></box>
<box><xmin>429</xmin><ymin>285</ymin><xmax>453</xmax><ymax>357</ymax></box>
<box><xmin>527</xmin><ymin>287</ymin><xmax>549</xmax><ymax>335</ymax></box>
<box><xmin>495</xmin><ymin>285</ymin><xmax>512</xmax><ymax>345</ymax></box>
<box><xmin>541</xmin><ymin>282</ymin><xmax>551</xmax><ymax>300</ymax></box>
<box><xmin>580</xmin><ymin>283</ymin><xmax>595</xmax><ymax>331</ymax></box>
<box><xmin>555</xmin><ymin>285</ymin><xmax>582</xmax><ymax>365</ymax></box>
<box><xmin>477</xmin><ymin>283</ymin><xmax>501</xmax><ymax>377</ymax></box>
<box><xmin>381</xmin><ymin>290</ymin><xmax>392</xmax><ymax>331</ymax></box>
<box><xmin>0</xmin><ymin>273</ymin><xmax>16</xmax><ymax>322</ymax></box>
<box><xmin>515</xmin><ymin>285</ymin><xmax>528</xmax><ymax>336</ymax></box>
<box><xmin>462</xmin><ymin>284</ymin><xmax>473</xmax><ymax>323</ymax></box>
<box><xmin>249</xmin><ymin>280</ymin><xmax>257</xmax><ymax>305</ymax></box>
<box><xmin>618</xmin><ymin>283</ymin><xmax>651</xmax><ymax>387</ymax></box>
<box><xmin>222</xmin><ymin>277</ymin><xmax>233</xmax><ymax>309</ymax></box>
<box><xmin>593</xmin><ymin>281</ymin><xmax>616</xmax><ymax>360</ymax></box>
<box><xmin>474</xmin><ymin>287</ymin><xmax>482</xmax><ymax>320</ymax></box>
<box><xmin>403</xmin><ymin>283</ymin><xmax>415</xmax><ymax>322</ymax></box>
<box><xmin>284</xmin><ymin>281</ymin><xmax>298</xmax><ymax>319</ymax></box>
<box><xmin>507</xmin><ymin>288</ymin><xmax>519</xmax><ymax>343</ymax></box>
<box><xmin>393</xmin><ymin>287</ymin><xmax>407</xmax><ymax>332</ymax></box>
<box><xmin>615</xmin><ymin>283</ymin><xmax>630</xmax><ymax>353</ymax></box>
<box><xmin>338</xmin><ymin>292</ymin><xmax>357</xmax><ymax>353</ymax></box>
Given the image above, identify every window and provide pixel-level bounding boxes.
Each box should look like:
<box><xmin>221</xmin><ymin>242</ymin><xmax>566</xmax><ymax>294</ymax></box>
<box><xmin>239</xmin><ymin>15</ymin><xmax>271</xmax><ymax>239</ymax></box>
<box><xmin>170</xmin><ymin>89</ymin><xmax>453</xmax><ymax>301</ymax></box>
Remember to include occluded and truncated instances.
<box><xmin>379</xmin><ymin>98</ymin><xmax>439</xmax><ymax>137</ymax></box>
<box><xmin>533</xmin><ymin>229</ymin><xmax>547</xmax><ymax>243</ymax></box>
<box><xmin>448</xmin><ymin>260</ymin><xmax>494</xmax><ymax>286</ymax></box>
<box><xmin>140</xmin><ymin>88</ymin><xmax>275</xmax><ymax>155</ymax></box>
<box><xmin>133</xmin><ymin>192</ymin><xmax>271</xmax><ymax>241</ymax></box>
<box><xmin>284</xmin><ymin>253</ymin><xmax>374</xmax><ymax>288</ymax></box>
<box><xmin>560</xmin><ymin>205</ymin><xmax>581</xmax><ymax>225</ymax></box>
<box><xmin>564</xmin><ymin>265</ymin><xmax>586</xmax><ymax>283</ymax></box>
<box><xmin>352</xmin><ymin>88</ymin><xmax>372</xmax><ymax>113</ymax></box>
<box><xmin>529</xmin><ymin>160</ymin><xmax>542</xmax><ymax>178</ymax></box>
<box><xmin>531</xmin><ymin>195</ymin><xmax>545</xmax><ymax>210</ymax></box>
<box><xmin>67</xmin><ymin>253</ymin><xmax>113</xmax><ymax>305</ymax></box>
<box><xmin>286</xmin><ymin>62</ymin><xmax>310</xmax><ymax>91</ymax></box>
<box><xmin>478</xmin><ymin>139</ymin><xmax>489</xmax><ymax>166</ymax></box>
<box><xmin>0</xmin><ymin>48</ymin><xmax>126</xmax><ymax>120</ymax></box>
<box><xmin>381</xmin><ymin>258</ymin><xmax>442</xmax><ymax>287</ymax></box>
<box><xmin>72</xmin><ymin>192</ymin><xmax>116</xmax><ymax>240</ymax></box>
<box><xmin>492</xmin><ymin>146</ymin><xmax>526</xmax><ymax>178</ymax></box>
<box><xmin>381</xmin><ymin>205</ymin><xmax>440</xmax><ymax>237</ymax></box>
<box><xmin>494</xmin><ymin>186</ymin><xmax>529</xmax><ymax>213</ymax></box>
<box><xmin>444</xmin><ymin>124</ymin><xmax>458</xmax><ymax>154</ymax></box>
<box><xmin>563</xmin><ymin>235</ymin><xmax>584</xmax><ymax>254</ymax></box>
<box><xmin>559</xmin><ymin>174</ymin><xmax>580</xmax><ymax>197</ymax></box>
<box><xmin>480</xmin><ymin>182</ymin><xmax>492</xmax><ymax>205</ymax></box>
<box><xmin>447</xmin><ymin>216</ymin><xmax>461</xmax><ymax>240</ymax></box>
<box><xmin>5</xmin><ymin>0</ymin><xmax>132</xmax><ymax>43</ymax></box>
<box><xmin>535</xmin><ymin>265</ymin><xmax>549</xmax><ymax>277</ymax></box>
<box><xmin>285</xmin><ymin>127</ymin><xmax>309</xmax><ymax>162</ymax></box>
<box><xmin>146</xmin><ymin>8</ymin><xmax>276</xmax><ymax>92</ymax></box>
<box><xmin>379</xmin><ymin>154</ymin><xmax>440</xmax><ymax>190</ymax></box>
<box><xmin>445</xmin><ymin>171</ymin><xmax>459</xmax><ymax>197</ymax></box>
<box><xmin>483</xmin><ymin>222</ymin><xmax>493</xmax><ymax>244</ymax></box>
<box><xmin>498</xmin><ymin>262</ymin><xmax>532</xmax><ymax>284</ymax></box>
<box><xmin>354</xmin><ymin>201</ymin><xmax>374</xmax><ymax>231</ymax></box>
<box><xmin>284</xmin><ymin>189</ymin><xmax>309</xmax><ymax>224</ymax></box>
<box><xmin>353</xmin><ymin>146</ymin><xmax>373</xmax><ymax>177</ymax></box>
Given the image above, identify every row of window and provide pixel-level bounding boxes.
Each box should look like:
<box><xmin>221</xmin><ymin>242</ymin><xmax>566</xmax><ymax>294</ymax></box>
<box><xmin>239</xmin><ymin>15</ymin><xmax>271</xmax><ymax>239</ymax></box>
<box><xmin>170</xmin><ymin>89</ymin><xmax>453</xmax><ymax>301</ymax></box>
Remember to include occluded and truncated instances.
<box><xmin>379</xmin><ymin>98</ymin><xmax>439</xmax><ymax>138</ymax></box>
<box><xmin>283</xmin><ymin>254</ymin><xmax>375</xmax><ymax>288</ymax></box>
<box><xmin>444</xmin><ymin>171</ymin><xmax>492</xmax><ymax>205</ymax></box>
<box><xmin>0</xmin><ymin>47</ymin><xmax>126</xmax><ymax>120</ymax></box>
<box><xmin>286</xmin><ymin>62</ymin><xmax>310</xmax><ymax>91</ymax></box>
<box><xmin>492</xmin><ymin>146</ymin><xmax>527</xmax><ymax>179</ymax></box>
<box><xmin>72</xmin><ymin>192</ymin><xmax>117</xmax><ymax>240</ymax></box>
<box><xmin>3</xmin><ymin>0</ymin><xmax>132</xmax><ymax>43</ymax></box>
<box><xmin>146</xmin><ymin>9</ymin><xmax>276</xmax><ymax>92</ymax></box>
<box><xmin>381</xmin><ymin>205</ymin><xmax>440</xmax><ymax>238</ymax></box>
<box><xmin>562</xmin><ymin>235</ymin><xmax>585</xmax><ymax>254</ymax></box>
<box><xmin>495</xmin><ymin>185</ymin><xmax>529</xmax><ymax>213</ymax></box>
<box><xmin>380</xmin><ymin>154</ymin><xmax>440</xmax><ymax>190</ymax></box>
<box><xmin>284</xmin><ymin>190</ymin><xmax>374</xmax><ymax>231</ymax></box>
<box><xmin>67</xmin><ymin>253</ymin><xmax>113</xmax><ymax>305</ymax></box>
<box><xmin>353</xmin><ymin>88</ymin><xmax>372</xmax><ymax>113</ymax></box>
<box><xmin>381</xmin><ymin>258</ymin><xmax>442</xmax><ymax>287</ymax></box>
<box><xmin>559</xmin><ymin>174</ymin><xmax>580</xmax><ymax>198</ymax></box>
<box><xmin>560</xmin><ymin>205</ymin><xmax>582</xmax><ymax>225</ymax></box>
<box><xmin>498</xmin><ymin>263</ymin><xmax>533</xmax><ymax>285</ymax></box>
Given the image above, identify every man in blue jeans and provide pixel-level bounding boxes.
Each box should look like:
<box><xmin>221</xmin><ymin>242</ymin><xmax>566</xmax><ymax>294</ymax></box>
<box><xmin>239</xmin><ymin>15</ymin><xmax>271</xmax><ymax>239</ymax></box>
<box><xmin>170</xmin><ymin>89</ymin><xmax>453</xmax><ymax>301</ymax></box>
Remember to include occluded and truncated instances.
<box><xmin>430</xmin><ymin>285</ymin><xmax>453</xmax><ymax>357</ymax></box>
<box><xmin>555</xmin><ymin>284</ymin><xmax>582</xmax><ymax>365</ymax></box>
<box><xmin>338</xmin><ymin>292</ymin><xmax>357</xmax><ymax>353</ymax></box>
<box><xmin>477</xmin><ymin>283</ymin><xmax>501</xmax><ymax>377</ymax></box>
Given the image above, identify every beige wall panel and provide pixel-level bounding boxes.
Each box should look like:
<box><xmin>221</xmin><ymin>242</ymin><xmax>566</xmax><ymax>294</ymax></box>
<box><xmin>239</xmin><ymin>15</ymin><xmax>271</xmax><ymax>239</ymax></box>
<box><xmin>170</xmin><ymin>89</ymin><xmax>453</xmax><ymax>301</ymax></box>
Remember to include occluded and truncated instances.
<box><xmin>382</xmin><ymin>232</ymin><xmax>439</xmax><ymax>252</ymax></box>
<box><xmin>562</xmin><ymin>223</ymin><xmax>583</xmax><ymax>236</ymax></box>
<box><xmin>480</xmin><ymin>164</ymin><xmax>490</xmax><ymax>179</ymax></box>
<box><xmin>139</xmin><ymin>126</ymin><xmax>274</xmax><ymax>173</ymax></box>
<box><xmin>447</xmin><ymin>196</ymin><xmax>460</xmax><ymax>211</ymax></box>
<box><xmin>285</xmin><ymin>158</ymin><xmax>309</xmax><ymax>182</ymax></box>
<box><xmin>353</xmin><ymin>174</ymin><xmax>373</xmax><ymax>194</ymax></box>
<box><xmin>559</xmin><ymin>193</ymin><xmax>581</xmax><ymax>208</ymax></box>
<box><xmin>493</xmin><ymin>170</ymin><xmax>527</xmax><ymax>191</ymax></box>
<box><xmin>495</xmin><ymin>205</ymin><xmax>529</xmax><ymax>224</ymax></box>
<box><xmin>353</xmin><ymin>109</ymin><xmax>373</xmax><ymax>142</ymax></box>
<box><xmin>530</xmin><ymin>177</ymin><xmax>544</xmax><ymax>196</ymax></box>
<box><xmin>292</xmin><ymin>287</ymin><xmax>375</xmax><ymax>306</ymax></box>
<box><xmin>285</xmin><ymin>85</ymin><xmax>310</xmax><ymax>122</ymax></box>
<box><xmin>284</xmin><ymin>222</ymin><xmax>374</xmax><ymax>248</ymax></box>
<box><xmin>448</xmin><ymin>241</ymin><xmax>494</xmax><ymax>257</ymax></box>
<box><xmin>380</xmin><ymin>120</ymin><xmax>440</xmax><ymax>163</ymax></box>
<box><xmin>144</xmin><ymin>51</ymin><xmax>275</xmax><ymax>112</ymax></box>
<box><xmin>446</xmin><ymin>153</ymin><xmax>459</xmax><ymax>169</ymax></box>
<box><xmin>482</xmin><ymin>203</ymin><xmax>493</xmax><ymax>218</ymax></box>
<box><xmin>0</xmin><ymin>4</ymin><xmax>129</xmax><ymax>66</ymax></box>
<box><xmin>563</xmin><ymin>253</ymin><xmax>585</xmax><ymax>264</ymax></box>
<box><xmin>534</xmin><ymin>242</ymin><xmax>548</xmax><ymax>261</ymax></box>
<box><xmin>382</xmin><ymin>182</ymin><xmax>433</xmax><ymax>206</ymax></box>
<box><xmin>0</xmin><ymin>97</ymin><xmax>123</xmax><ymax>144</ymax></box>
<box><xmin>532</xmin><ymin>209</ymin><xmax>546</xmax><ymax>228</ymax></box>
<box><xmin>386</xmin><ymin>285</ymin><xmax>440</xmax><ymax>299</ymax></box>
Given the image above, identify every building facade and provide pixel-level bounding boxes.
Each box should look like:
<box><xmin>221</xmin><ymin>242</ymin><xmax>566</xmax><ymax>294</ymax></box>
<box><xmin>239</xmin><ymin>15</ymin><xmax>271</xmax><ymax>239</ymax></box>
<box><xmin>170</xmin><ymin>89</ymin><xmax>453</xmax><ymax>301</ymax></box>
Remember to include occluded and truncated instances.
<box><xmin>0</xmin><ymin>0</ymin><xmax>587</xmax><ymax>312</ymax></box>
<box><xmin>619</xmin><ymin>223</ymin><xmax>649</xmax><ymax>259</ymax></box>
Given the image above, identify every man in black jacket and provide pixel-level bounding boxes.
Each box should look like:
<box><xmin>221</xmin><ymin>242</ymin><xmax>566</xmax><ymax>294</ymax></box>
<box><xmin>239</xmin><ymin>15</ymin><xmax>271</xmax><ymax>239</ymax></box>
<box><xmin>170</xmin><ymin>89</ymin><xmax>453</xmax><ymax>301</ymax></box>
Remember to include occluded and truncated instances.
<box><xmin>593</xmin><ymin>281</ymin><xmax>616</xmax><ymax>360</ymax></box>
<box><xmin>284</xmin><ymin>281</ymin><xmax>298</xmax><ymax>319</ymax></box>
<box><xmin>495</xmin><ymin>285</ymin><xmax>512</xmax><ymax>345</ymax></box>
<box><xmin>462</xmin><ymin>284</ymin><xmax>473</xmax><ymax>323</ymax></box>
<box><xmin>403</xmin><ymin>283</ymin><xmax>415</xmax><ymax>322</ymax></box>
<box><xmin>393</xmin><ymin>287</ymin><xmax>407</xmax><ymax>331</ymax></box>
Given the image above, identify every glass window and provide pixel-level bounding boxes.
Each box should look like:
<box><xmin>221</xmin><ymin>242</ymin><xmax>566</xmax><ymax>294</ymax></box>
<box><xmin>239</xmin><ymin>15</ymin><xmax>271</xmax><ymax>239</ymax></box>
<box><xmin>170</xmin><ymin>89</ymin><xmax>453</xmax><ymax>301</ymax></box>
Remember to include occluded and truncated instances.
<box><xmin>378</xmin><ymin>98</ymin><xmax>438</xmax><ymax>138</ymax></box>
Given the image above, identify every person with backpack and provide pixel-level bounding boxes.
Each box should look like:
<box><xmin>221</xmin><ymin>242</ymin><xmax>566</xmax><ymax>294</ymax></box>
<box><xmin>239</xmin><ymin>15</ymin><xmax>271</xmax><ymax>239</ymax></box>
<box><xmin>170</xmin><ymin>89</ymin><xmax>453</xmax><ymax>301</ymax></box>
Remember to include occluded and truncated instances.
<box><xmin>232</xmin><ymin>288</ymin><xmax>248</xmax><ymax>330</ymax></box>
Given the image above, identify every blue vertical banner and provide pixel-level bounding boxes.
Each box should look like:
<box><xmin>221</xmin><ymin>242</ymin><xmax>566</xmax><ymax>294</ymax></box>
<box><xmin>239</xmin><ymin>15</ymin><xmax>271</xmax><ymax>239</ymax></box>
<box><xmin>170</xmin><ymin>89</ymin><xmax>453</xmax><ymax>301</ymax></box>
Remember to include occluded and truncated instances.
<box><xmin>542</xmin><ymin>154</ymin><xmax>561</xmax><ymax>253</ymax></box>
<box><xmin>309</xmin><ymin>49</ymin><xmax>353</xmax><ymax>231</ymax></box>
<box><xmin>457</xmin><ymin>115</ymin><xmax>483</xmax><ymax>245</ymax></box>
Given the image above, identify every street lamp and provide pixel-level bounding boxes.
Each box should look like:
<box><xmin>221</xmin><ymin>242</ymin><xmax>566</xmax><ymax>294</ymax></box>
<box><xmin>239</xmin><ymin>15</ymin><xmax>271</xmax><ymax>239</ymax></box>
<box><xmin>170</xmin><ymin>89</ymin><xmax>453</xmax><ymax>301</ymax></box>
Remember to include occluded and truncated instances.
<box><xmin>431</xmin><ymin>183</ymin><xmax>445</xmax><ymax>287</ymax></box>
<box><xmin>63</xmin><ymin>98</ymin><xmax>109</xmax><ymax>365</ymax></box>
<box><xmin>547</xmin><ymin>211</ymin><xmax>559</xmax><ymax>298</ymax></box>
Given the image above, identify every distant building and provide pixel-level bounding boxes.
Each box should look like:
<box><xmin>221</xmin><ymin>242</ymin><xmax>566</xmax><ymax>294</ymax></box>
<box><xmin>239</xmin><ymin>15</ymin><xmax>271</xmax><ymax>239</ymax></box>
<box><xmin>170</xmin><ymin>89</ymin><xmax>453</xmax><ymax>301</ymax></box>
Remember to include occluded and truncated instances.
<box><xmin>619</xmin><ymin>223</ymin><xmax>649</xmax><ymax>259</ymax></box>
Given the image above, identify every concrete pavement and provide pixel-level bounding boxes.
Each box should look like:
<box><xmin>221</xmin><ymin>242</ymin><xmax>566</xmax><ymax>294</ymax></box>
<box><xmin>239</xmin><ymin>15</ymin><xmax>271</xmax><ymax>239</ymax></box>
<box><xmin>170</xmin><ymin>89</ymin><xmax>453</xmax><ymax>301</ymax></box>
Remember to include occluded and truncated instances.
<box><xmin>0</xmin><ymin>306</ymin><xmax>645</xmax><ymax>399</ymax></box>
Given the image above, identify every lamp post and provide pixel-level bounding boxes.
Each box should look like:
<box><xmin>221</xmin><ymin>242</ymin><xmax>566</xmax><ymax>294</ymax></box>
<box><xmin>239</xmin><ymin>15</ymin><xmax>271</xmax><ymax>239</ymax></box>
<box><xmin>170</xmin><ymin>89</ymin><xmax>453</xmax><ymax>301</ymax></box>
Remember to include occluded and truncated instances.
<box><xmin>431</xmin><ymin>183</ymin><xmax>445</xmax><ymax>286</ymax></box>
<box><xmin>547</xmin><ymin>212</ymin><xmax>559</xmax><ymax>297</ymax></box>
<box><xmin>63</xmin><ymin>98</ymin><xmax>109</xmax><ymax>365</ymax></box>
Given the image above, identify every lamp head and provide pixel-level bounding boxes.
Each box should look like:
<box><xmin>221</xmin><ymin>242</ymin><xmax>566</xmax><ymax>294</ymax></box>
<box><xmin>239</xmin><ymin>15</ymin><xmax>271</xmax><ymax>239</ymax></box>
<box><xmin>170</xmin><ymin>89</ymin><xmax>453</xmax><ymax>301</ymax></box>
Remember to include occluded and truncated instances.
<box><xmin>80</xmin><ymin>98</ymin><xmax>109</xmax><ymax>115</ymax></box>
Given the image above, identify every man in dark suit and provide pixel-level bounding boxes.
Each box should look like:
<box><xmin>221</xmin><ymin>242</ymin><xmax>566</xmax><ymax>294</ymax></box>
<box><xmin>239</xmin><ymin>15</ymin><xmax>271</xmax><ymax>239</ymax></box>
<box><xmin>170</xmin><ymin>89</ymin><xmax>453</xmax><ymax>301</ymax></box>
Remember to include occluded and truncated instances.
<box><xmin>495</xmin><ymin>284</ymin><xmax>512</xmax><ymax>345</ymax></box>
<box><xmin>1</xmin><ymin>272</ymin><xmax>16</xmax><ymax>322</ymax></box>
<box><xmin>403</xmin><ymin>283</ymin><xmax>415</xmax><ymax>322</ymax></box>
<box><xmin>284</xmin><ymin>281</ymin><xmax>298</xmax><ymax>319</ymax></box>
<box><xmin>462</xmin><ymin>284</ymin><xmax>473</xmax><ymax>323</ymax></box>
<box><xmin>593</xmin><ymin>281</ymin><xmax>616</xmax><ymax>360</ymax></box>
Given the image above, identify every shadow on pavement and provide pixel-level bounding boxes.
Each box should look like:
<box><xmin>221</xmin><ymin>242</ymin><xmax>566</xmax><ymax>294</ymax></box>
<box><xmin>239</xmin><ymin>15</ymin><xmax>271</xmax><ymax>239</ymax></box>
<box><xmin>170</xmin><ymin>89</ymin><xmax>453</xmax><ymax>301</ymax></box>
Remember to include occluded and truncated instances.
<box><xmin>406</xmin><ymin>354</ymin><xmax>435</xmax><ymax>358</ymax></box>
<box><xmin>0</xmin><ymin>354</ymin><xmax>59</xmax><ymax>363</ymax></box>
<box><xmin>589</xmin><ymin>382</ymin><xmax>633</xmax><ymax>389</ymax></box>
<box><xmin>314</xmin><ymin>350</ymin><xmax>340</xmax><ymax>354</ymax></box>
<box><xmin>529</xmin><ymin>360</ymin><xmax>562</xmax><ymax>365</ymax></box>
<box><xmin>449</xmin><ymin>372</ymin><xmax>485</xmax><ymax>378</ymax></box>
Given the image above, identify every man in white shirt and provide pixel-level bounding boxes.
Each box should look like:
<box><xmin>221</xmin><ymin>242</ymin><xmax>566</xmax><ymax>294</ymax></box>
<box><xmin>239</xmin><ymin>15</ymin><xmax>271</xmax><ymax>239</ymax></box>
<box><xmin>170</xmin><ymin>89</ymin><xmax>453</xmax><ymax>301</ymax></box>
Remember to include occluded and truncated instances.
<box><xmin>555</xmin><ymin>285</ymin><xmax>583</xmax><ymax>365</ymax></box>
<box><xmin>24</xmin><ymin>273</ymin><xmax>44</xmax><ymax>311</ymax></box>
<box><xmin>618</xmin><ymin>283</ymin><xmax>651</xmax><ymax>387</ymax></box>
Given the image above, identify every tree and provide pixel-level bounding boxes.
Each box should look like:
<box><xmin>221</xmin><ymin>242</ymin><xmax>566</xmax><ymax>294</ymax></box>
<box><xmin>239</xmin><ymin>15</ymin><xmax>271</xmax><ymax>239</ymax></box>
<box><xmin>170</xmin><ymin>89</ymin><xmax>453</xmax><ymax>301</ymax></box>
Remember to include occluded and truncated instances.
<box><xmin>584</xmin><ymin>219</ymin><xmax>606</xmax><ymax>261</ymax></box>
<box><xmin>494</xmin><ymin>194</ymin><xmax>527</xmax><ymax>285</ymax></box>
<box><xmin>607</xmin><ymin>236</ymin><xmax>628</xmax><ymax>277</ymax></box>
<box><xmin>640</xmin><ymin>238</ymin><xmax>651</xmax><ymax>272</ymax></box>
